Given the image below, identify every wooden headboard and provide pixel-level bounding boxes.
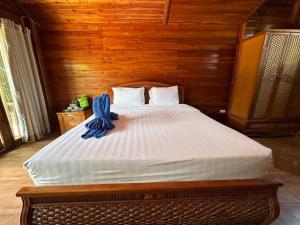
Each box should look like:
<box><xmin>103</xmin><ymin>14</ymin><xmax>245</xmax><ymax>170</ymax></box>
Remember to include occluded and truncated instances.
<box><xmin>106</xmin><ymin>81</ymin><xmax>185</xmax><ymax>104</ymax></box>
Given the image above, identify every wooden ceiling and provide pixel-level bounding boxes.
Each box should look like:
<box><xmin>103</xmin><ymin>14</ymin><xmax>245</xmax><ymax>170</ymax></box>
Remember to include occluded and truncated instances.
<box><xmin>19</xmin><ymin>0</ymin><xmax>263</xmax><ymax>25</ymax></box>
<box><xmin>246</xmin><ymin>0</ymin><xmax>299</xmax><ymax>36</ymax></box>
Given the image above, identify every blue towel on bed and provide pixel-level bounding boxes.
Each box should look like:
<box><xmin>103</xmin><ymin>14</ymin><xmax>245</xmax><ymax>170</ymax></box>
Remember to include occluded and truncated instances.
<box><xmin>81</xmin><ymin>94</ymin><xmax>118</xmax><ymax>139</ymax></box>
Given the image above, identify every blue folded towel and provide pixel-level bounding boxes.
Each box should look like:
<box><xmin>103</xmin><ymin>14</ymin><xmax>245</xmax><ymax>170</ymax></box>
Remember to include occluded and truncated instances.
<box><xmin>81</xmin><ymin>94</ymin><xmax>118</xmax><ymax>139</ymax></box>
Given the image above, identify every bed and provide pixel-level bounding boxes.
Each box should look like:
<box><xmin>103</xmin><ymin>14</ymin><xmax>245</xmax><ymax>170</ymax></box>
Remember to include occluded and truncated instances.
<box><xmin>17</xmin><ymin>82</ymin><xmax>282</xmax><ymax>225</ymax></box>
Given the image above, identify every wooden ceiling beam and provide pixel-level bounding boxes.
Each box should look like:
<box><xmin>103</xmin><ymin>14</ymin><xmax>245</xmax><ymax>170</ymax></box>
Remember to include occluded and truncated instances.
<box><xmin>240</xmin><ymin>0</ymin><xmax>266</xmax><ymax>23</ymax></box>
<box><xmin>163</xmin><ymin>0</ymin><xmax>172</xmax><ymax>25</ymax></box>
<box><xmin>290</xmin><ymin>0</ymin><xmax>300</xmax><ymax>27</ymax></box>
<box><xmin>8</xmin><ymin>0</ymin><xmax>31</xmax><ymax>17</ymax></box>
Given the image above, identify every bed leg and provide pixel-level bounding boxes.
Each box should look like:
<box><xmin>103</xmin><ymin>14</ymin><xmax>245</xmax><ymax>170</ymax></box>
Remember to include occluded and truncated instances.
<box><xmin>20</xmin><ymin>197</ymin><xmax>31</xmax><ymax>225</ymax></box>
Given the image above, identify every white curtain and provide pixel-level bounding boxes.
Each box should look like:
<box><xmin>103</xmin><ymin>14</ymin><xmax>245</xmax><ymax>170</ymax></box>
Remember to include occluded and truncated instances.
<box><xmin>0</xmin><ymin>19</ymin><xmax>50</xmax><ymax>142</ymax></box>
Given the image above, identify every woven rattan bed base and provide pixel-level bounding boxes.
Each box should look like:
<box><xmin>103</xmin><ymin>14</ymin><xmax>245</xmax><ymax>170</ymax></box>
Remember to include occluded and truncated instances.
<box><xmin>16</xmin><ymin>179</ymin><xmax>282</xmax><ymax>225</ymax></box>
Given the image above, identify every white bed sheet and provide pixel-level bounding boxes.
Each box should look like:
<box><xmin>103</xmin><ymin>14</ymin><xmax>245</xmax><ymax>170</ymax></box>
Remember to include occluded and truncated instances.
<box><xmin>24</xmin><ymin>104</ymin><xmax>272</xmax><ymax>186</ymax></box>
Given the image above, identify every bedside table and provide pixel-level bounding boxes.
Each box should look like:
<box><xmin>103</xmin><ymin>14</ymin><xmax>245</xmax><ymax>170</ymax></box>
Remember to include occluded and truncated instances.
<box><xmin>57</xmin><ymin>109</ymin><xmax>93</xmax><ymax>134</ymax></box>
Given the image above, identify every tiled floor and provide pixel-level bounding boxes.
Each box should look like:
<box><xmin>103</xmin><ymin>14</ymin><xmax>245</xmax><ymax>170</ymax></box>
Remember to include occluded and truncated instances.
<box><xmin>255</xmin><ymin>137</ymin><xmax>300</xmax><ymax>224</ymax></box>
<box><xmin>257</xmin><ymin>137</ymin><xmax>300</xmax><ymax>176</ymax></box>
<box><xmin>267</xmin><ymin>168</ymin><xmax>300</xmax><ymax>225</ymax></box>
<box><xmin>0</xmin><ymin>135</ymin><xmax>299</xmax><ymax>225</ymax></box>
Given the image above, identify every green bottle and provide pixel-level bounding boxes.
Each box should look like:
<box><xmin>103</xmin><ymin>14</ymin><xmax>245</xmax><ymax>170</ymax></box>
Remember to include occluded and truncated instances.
<box><xmin>77</xmin><ymin>96</ymin><xmax>89</xmax><ymax>109</ymax></box>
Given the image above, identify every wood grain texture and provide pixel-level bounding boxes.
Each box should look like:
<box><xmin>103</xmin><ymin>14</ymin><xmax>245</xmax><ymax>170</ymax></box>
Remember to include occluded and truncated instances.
<box><xmin>246</xmin><ymin>0</ymin><xmax>300</xmax><ymax>37</ymax></box>
<box><xmin>290</xmin><ymin>0</ymin><xmax>300</xmax><ymax>27</ymax></box>
<box><xmin>17</xmin><ymin>179</ymin><xmax>281</xmax><ymax>197</ymax></box>
<box><xmin>17</xmin><ymin>0</ymin><xmax>264</xmax><ymax>123</ymax></box>
<box><xmin>16</xmin><ymin>179</ymin><xmax>282</xmax><ymax>225</ymax></box>
<box><xmin>57</xmin><ymin>109</ymin><xmax>93</xmax><ymax>134</ymax></box>
<box><xmin>229</xmin><ymin>33</ymin><xmax>266</xmax><ymax>120</ymax></box>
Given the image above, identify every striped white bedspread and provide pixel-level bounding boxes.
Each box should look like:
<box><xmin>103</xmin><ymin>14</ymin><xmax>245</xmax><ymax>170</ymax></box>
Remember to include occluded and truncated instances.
<box><xmin>24</xmin><ymin>104</ymin><xmax>272</xmax><ymax>186</ymax></box>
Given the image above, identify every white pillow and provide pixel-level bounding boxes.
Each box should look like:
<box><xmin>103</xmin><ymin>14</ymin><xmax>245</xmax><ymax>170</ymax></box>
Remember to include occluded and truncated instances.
<box><xmin>149</xmin><ymin>86</ymin><xmax>179</xmax><ymax>105</ymax></box>
<box><xmin>112</xmin><ymin>87</ymin><xmax>145</xmax><ymax>105</ymax></box>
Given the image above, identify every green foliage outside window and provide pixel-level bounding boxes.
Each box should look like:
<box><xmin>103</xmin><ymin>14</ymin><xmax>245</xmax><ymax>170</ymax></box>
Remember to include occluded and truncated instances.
<box><xmin>0</xmin><ymin>53</ymin><xmax>13</xmax><ymax>103</ymax></box>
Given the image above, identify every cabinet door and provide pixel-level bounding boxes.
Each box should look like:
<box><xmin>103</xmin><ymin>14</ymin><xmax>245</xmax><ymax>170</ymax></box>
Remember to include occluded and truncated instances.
<box><xmin>279</xmin><ymin>33</ymin><xmax>300</xmax><ymax>118</ymax></box>
<box><xmin>253</xmin><ymin>33</ymin><xmax>288</xmax><ymax>119</ymax></box>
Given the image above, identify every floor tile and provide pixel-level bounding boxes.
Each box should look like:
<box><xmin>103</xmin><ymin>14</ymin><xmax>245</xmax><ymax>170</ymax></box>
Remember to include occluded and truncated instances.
<box><xmin>279</xmin><ymin>203</ymin><xmax>300</xmax><ymax>225</ymax></box>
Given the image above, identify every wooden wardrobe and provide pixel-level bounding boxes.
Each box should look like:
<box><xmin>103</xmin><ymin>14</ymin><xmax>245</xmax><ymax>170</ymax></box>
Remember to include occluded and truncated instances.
<box><xmin>228</xmin><ymin>30</ymin><xmax>300</xmax><ymax>135</ymax></box>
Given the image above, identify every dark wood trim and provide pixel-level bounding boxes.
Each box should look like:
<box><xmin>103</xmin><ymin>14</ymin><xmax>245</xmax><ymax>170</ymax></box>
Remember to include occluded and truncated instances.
<box><xmin>262</xmin><ymin>29</ymin><xmax>300</xmax><ymax>33</ymax></box>
<box><xmin>0</xmin><ymin>97</ymin><xmax>14</xmax><ymax>150</ymax></box>
<box><xmin>227</xmin><ymin>113</ymin><xmax>248</xmax><ymax>131</ymax></box>
<box><xmin>239</xmin><ymin>21</ymin><xmax>248</xmax><ymax>40</ymax></box>
<box><xmin>7</xmin><ymin>0</ymin><xmax>30</xmax><ymax>17</ymax></box>
<box><xmin>16</xmin><ymin>179</ymin><xmax>282</xmax><ymax>225</ymax></box>
<box><xmin>0</xmin><ymin>139</ymin><xmax>3</xmax><ymax>150</ymax></box>
<box><xmin>228</xmin><ymin>112</ymin><xmax>300</xmax><ymax>136</ymax></box>
<box><xmin>0</xmin><ymin>0</ymin><xmax>29</xmax><ymax>24</ymax></box>
<box><xmin>16</xmin><ymin>179</ymin><xmax>281</xmax><ymax>197</ymax></box>
<box><xmin>163</xmin><ymin>0</ymin><xmax>172</xmax><ymax>25</ymax></box>
<box><xmin>290</xmin><ymin>0</ymin><xmax>300</xmax><ymax>27</ymax></box>
<box><xmin>0</xmin><ymin>2</ymin><xmax>21</xmax><ymax>23</ymax></box>
<box><xmin>240</xmin><ymin>29</ymin><xmax>300</xmax><ymax>43</ymax></box>
<box><xmin>245</xmin><ymin>130</ymin><xmax>297</xmax><ymax>137</ymax></box>
<box><xmin>20</xmin><ymin>197</ymin><xmax>31</xmax><ymax>225</ymax></box>
<box><xmin>228</xmin><ymin>112</ymin><xmax>300</xmax><ymax>123</ymax></box>
<box><xmin>249</xmin><ymin>118</ymin><xmax>300</xmax><ymax>123</ymax></box>
<box><xmin>241</xmin><ymin>0</ymin><xmax>266</xmax><ymax>22</ymax></box>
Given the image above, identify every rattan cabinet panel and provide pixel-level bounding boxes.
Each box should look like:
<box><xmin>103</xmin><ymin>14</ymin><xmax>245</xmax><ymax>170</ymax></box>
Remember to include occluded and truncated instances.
<box><xmin>270</xmin><ymin>33</ymin><xmax>300</xmax><ymax>119</ymax></box>
<box><xmin>253</xmin><ymin>33</ymin><xmax>287</xmax><ymax>119</ymax></box>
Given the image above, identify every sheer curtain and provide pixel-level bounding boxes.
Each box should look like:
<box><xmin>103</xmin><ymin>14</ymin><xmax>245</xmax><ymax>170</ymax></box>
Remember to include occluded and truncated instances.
<box><xmin>0</xmin><ymin>18</ymin><xmax>50</xmax><ymax>142</ymax></box>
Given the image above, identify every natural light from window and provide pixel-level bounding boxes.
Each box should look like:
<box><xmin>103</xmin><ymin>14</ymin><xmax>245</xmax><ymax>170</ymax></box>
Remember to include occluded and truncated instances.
<box><xmin>0</xmin><ymin>33</ymin><xmax>21</xmax><ymax>140</ymax></box>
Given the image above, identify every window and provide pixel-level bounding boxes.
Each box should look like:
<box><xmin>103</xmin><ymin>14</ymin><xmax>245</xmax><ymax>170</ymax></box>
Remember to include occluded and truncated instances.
<box><xmin>0</xmin><ymin>32</ymin><xmax>21</xmax><ymax>140</ymax></box>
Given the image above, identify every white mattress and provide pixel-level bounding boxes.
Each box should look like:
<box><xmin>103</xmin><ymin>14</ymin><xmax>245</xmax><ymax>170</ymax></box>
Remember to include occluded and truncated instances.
<box><xmin>24</xmin><ymin>104</ymin><xmax>272</xmax><ymax>186</ymax></box>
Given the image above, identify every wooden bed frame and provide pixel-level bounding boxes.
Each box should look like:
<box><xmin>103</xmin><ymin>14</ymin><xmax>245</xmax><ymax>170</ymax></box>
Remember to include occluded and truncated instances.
<box><xmin>16</xmin><ymin>81</ymin><xmax>282</xmax><ymax>225</ymax></box>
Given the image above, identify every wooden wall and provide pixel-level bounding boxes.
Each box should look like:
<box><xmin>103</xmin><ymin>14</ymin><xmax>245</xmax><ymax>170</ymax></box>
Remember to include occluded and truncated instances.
<box><xmin>18</xmin><ymin>0</ymin><xmax>264</xmax><ymax>119</ymax></box>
